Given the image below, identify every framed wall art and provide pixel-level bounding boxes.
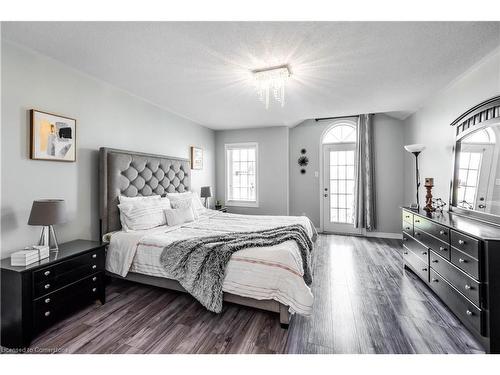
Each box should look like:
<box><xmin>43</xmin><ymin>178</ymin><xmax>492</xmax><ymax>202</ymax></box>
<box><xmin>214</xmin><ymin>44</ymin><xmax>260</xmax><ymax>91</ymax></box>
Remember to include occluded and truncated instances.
<box><xmin>30</xmin><ymin>109</ymin><xmax>76</xmax><ymax>162</ymax></box>
<box><xmin>190</xmin><ymin>146</ymin><xmax>203</xmax><ymax>170</ymax></box>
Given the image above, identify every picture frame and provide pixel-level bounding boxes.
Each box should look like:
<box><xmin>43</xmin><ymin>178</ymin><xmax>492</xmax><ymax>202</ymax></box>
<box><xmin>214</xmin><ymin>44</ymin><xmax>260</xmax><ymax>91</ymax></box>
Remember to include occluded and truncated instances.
<box><xmin>30</xmin><ymin>109</ymin><xmax>76</xmax><ymax>162</ymax></box>
<box><xmin>190</xmin><ymin>146</ymin><xmax>203</xmax><ymax>170</ymax></box>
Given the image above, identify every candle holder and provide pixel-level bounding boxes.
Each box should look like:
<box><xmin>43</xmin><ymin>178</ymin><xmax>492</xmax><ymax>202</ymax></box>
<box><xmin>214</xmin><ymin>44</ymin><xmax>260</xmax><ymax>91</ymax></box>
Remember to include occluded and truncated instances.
<box><xmin>424</xmin><ymin>178</ymin><xmax>435</xmax><ymax>212</ymax></box>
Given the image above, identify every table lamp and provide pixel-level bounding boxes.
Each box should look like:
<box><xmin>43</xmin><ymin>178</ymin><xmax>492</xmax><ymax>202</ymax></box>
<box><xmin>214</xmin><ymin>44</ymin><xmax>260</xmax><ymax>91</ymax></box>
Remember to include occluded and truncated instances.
<box><xmin>28</xmin><ymin>199</ymin><xmax>67</xmax><ymax>251</ymax></box>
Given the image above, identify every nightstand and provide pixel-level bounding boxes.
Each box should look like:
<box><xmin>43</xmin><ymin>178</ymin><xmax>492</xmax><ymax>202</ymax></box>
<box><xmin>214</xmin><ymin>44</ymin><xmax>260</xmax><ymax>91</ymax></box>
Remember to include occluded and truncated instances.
<box><xmin>1</xmin><ymin>240</ymin><xmax>106</xmax><ymax>349</ymax></box>
<box><xmin>215</xmin><ymin>206</ymin><xmax>227</xmax><ymax>212</ymax></box>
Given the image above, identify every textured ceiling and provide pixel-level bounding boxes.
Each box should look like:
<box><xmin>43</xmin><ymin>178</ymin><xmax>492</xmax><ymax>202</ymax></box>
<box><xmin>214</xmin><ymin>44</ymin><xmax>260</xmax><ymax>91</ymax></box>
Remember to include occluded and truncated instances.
<box><xmin>2</xmin><ymin>22</ymin><xmax>500</xmax><ymax>129</ymax></box>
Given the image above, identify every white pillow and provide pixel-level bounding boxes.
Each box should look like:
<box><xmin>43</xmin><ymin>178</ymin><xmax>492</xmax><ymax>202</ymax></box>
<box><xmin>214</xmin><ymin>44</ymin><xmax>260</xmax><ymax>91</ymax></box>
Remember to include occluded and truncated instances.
<box><xmin>167</xmin><ymin>191</ymin><xmax>205</xmax><ymax>212</ymax></box>
<box><xmin>118</xmin><ymin>197</ymin><xmax>171</xmax><ymax>231</ymax></box>
<box><xmin>119</xmin><ymin>195</ymin><xmax>161</xmax><ymax>204</ymax></box>
<box><xmin>164</xmin><ymin>206</ymin><xmax>195</xmax><ymax>226</ymax></box>
<box><xmin>170</xmin><ymin>197</ymin><xmax>199</xmax><ymax>219</ymax></box>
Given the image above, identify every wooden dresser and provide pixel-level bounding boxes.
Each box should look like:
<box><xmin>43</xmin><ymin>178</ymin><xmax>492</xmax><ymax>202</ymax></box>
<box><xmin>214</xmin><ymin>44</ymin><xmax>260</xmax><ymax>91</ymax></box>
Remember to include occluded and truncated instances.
<box><xmin>402</xmin><ymin>208</ymin><xmax>500</xmax><ymax>353</ymax></box>
<box><xmin>1</xmin><ymin>240</ymin><xmax>106</xmax><ymax>349</ymax></box>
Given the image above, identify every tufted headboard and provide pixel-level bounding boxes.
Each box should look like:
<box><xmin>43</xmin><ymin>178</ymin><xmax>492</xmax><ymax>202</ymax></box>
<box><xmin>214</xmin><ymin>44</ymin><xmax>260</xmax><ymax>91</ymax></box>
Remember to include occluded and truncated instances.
<box><xmin>99</xmin><ymin>147</ymin><xmax>190</xmax><ymax>235</ymax></box>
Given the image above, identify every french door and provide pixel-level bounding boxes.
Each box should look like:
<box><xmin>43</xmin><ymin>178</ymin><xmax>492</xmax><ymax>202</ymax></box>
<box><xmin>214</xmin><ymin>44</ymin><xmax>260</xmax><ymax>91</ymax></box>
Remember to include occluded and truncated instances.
<box><xmin>322</xmin><ymin>143</ymin><xmax>361</xmax><ymax>234</ymax></box>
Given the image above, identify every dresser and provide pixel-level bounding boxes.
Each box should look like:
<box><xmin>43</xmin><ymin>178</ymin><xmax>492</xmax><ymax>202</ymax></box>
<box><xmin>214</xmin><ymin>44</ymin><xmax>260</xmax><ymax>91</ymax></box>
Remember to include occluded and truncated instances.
<box><xmin>402</xmin><ymin>208</ymin><xmax>500</xmax><ymax>353</ymax></box>
<box><xmin>1</xmin><ymin>240</ymin><xmax>106</xmax><ymax>349</ymax></box>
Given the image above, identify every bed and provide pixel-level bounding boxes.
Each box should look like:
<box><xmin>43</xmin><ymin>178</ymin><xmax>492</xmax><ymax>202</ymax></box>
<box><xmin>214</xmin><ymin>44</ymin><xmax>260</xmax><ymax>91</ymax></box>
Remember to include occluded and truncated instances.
<box><xmin>99</xmin><ymin>147</ymin><xmax>314</xmax><ymax>326</ymax></box>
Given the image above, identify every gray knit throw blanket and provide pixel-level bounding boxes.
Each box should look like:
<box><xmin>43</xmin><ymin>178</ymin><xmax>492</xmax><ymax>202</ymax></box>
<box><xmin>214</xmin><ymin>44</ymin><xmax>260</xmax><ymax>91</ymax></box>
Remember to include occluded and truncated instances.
<box><xmin>159</xmin><ymin>224</ymin><xmax>313</xmax><ymax>313</ymax></box>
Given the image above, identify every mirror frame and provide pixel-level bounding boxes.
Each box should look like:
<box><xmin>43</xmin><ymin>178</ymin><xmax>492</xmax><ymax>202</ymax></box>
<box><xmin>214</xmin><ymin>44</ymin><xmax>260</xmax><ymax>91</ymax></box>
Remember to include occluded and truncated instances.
<box><xmin>450</xmin><ymin>95</ymin><xmax>500</xmax><ymax>225</ymax></box>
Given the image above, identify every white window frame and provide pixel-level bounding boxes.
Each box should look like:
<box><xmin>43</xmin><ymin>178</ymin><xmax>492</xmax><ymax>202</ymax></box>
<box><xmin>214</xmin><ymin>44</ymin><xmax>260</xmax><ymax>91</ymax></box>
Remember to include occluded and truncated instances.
<box><xmin>225</xmin><ymin>142</ymin><xmax>259</xmax><ymax>208</ymax></box>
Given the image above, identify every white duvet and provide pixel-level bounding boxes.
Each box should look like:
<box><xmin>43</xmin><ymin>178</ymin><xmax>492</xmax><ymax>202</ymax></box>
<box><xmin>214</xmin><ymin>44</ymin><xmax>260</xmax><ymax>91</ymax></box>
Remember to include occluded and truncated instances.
<box><xmin>104</xmin><ymin>210</ymin><xmax>315</xmax><ymax>316</ymax></box>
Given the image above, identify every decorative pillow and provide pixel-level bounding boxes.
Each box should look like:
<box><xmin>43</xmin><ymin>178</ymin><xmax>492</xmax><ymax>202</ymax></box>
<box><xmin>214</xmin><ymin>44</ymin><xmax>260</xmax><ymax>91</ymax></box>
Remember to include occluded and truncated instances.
<box><xmin>119</xmin><ymin>194</ymin><xmax>161</xmax><ymax>204</ymax></box>
<box><xmin>167</xmin><ymin>191</ymin><xmax>205</xmax><ymax>213</ymax></box>
<box><xmin>164</xmin><ymin>206</ymin><xmax>195</xmax><ymax>226</ymax></box>
<box><xmin>170</xmin><ymin>198</ymin><xmax>199</xmax><ymax>219</ymax></box>
<box><xmin>118</xmin><ymin>197</ymin><xmax>171</xmax><ymax>231</ymax></box>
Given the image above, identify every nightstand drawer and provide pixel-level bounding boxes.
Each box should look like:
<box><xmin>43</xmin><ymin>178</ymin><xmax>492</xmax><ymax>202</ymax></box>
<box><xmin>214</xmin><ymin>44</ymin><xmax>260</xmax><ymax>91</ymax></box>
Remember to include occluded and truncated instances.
<box><xmin>451</xmin><ymin>230</ymin><xmax>480</xmax><ymax>260</ymax></box>
<box><xmin>402</xmin><ymin>210</ymin><xmax>413</xmax><ymax>225</ymax></box>
<box><xmin>34</xmin><ymin>249</ymin><xmax>104</xmax><ymax>284</ymax></box>
<box><xmin>430</xmin><ymin>251</ymin><xmax>480</xmax><ymax>306</ymax></box>
<box><xmin>33</xmin><ymin>272</ymin><xmax>103</xmax><ymax>332</ymax></box>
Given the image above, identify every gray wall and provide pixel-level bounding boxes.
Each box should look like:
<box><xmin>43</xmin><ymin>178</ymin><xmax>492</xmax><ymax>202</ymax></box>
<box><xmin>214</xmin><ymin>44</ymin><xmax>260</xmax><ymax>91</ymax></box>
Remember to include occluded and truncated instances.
<box><xmin>403</xmin><ymin>48</ymin><xmax>500</xmax><ymax>207</ymax></box>
<box><xmin>289</xmin><ymin>114</ymin><xmax>404</xmax><ymax>233</ymax></box>
<box><xmin>1</xmin><ymin>41</ymin><xmax>216</xmax><ymax>257</ymax></box>
<box><xmin>215</xmin><ymin>126</ymin><xmax>289</xmax><ymax>216</ymax></box>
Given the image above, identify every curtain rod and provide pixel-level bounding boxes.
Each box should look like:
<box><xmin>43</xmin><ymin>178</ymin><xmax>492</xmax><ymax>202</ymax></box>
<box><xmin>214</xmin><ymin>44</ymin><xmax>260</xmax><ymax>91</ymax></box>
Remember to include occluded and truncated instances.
<box><xmin>314</xmin><ymin>115</ymin><xmax>360</xmax><ymax>122</ymax></box>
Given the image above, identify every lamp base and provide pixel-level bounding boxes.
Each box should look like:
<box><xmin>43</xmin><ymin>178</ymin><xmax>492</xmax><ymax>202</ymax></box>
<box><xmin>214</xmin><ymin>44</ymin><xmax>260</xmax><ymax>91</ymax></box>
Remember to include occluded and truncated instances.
<box><xmin>38</xmin><ymin>225</ymin><xmax>60</xmax><ymax>252</ymax></box>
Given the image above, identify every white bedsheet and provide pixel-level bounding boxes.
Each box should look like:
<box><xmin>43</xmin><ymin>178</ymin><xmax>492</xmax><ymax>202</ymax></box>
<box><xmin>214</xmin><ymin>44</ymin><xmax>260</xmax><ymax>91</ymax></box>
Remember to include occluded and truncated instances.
<box><xmin>104</xmin><ymin>210</ymin><xmax>315</xmax><ymax>315</ymax></box>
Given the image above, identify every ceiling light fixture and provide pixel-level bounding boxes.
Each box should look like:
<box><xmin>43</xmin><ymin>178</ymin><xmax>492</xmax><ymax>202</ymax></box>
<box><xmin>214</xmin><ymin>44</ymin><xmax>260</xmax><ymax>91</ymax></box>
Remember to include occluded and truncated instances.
<box><xmin>252</xmin><ymin>64</ymin><xmax>291</xmax><ymax>109</ymax></box>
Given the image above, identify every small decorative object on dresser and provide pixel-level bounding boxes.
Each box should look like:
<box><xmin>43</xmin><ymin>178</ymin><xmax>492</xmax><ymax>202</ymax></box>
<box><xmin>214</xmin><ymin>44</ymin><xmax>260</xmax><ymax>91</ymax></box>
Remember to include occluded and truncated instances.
<box><xmin>200</xmin><ymin>186</ymin><xmax>212</xmax><ymax>208</ymax></box>
<box><xmin>423</xmin><ymin>178</ymin><xmax>435</xmax><ymax>212</ymax></box>
<box><xmin>215</xmin><ymin>200</ymin><xmax>222</xmax><ymax>210</ymax></box>
<box><xmin>402</xmin><ymin>208</ymin><xmax>500</xmax><ymax>353</ymax></box>
<box><xmin>28</xmin><ymin>199</ymin><xmax>67</xmax><ymax>252</ymax></box>
<box><xmin>404</xmin><ymin>144</ymin><xmax>426</xmax><ymax>210</ymax></box>
<box><xmin>30</xmin><ymin>109</ymin><xmax>76</xmax><ymax>162</ymax></box>
<box><xmin>433</xmin><ymin>197</ymin><xmax>447</xmax><ymax>212</ymax></box>
<box><xmin>215</xmin><ymin>206</ymin><xmax>228</xmax><ymax>213</ymax></box>
<box><xmin>190</xmin><ymin>146</ymin><xmax>203</xmax><ymax>170</ymax></box>
<box><xmin>0</xmin><ymin>240</ymin><xmax>106</xmax><ymax>349</ymax></box>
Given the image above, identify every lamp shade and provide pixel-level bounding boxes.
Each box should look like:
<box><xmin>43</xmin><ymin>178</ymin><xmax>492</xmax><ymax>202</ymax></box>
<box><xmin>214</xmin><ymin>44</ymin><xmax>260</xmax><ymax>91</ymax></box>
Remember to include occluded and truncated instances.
<box><xmin>28</xmin><ymin>199</ymin><xmax>67</xmax><ymax>226</ymax></box>
<box><xmin>200</xmin><ymin>186</ymin><xmax>212</xmax><ymax>198</ymax></box>
<box><xmin>404</xmin><ymin>144</ymin><xmax>426</xmax><ymax>153</ymax></box>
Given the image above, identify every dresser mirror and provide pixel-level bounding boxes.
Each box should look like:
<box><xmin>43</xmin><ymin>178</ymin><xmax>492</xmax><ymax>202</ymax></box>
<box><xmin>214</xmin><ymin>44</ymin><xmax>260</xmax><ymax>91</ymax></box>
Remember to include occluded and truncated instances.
<box><xmin>450</xmin><ymin>95</ymin><xmax>500</xmax><ymax>224</ymax></box>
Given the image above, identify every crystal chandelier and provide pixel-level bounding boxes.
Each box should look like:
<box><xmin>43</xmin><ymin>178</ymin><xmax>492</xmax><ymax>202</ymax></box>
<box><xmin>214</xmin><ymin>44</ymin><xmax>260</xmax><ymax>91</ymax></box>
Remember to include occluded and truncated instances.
<box><xmin>252</xmin><ymin>64</ymin><xmax>291</xmax><ymax>109</ymax></box>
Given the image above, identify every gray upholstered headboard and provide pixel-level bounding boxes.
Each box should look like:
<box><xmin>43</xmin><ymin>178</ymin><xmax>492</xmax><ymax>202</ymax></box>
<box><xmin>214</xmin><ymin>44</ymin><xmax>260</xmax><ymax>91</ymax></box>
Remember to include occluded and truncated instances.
<box><xmin>99</xmin><ymin>147</ymin><xmax>190</xmax><ymax>235</ymax></box>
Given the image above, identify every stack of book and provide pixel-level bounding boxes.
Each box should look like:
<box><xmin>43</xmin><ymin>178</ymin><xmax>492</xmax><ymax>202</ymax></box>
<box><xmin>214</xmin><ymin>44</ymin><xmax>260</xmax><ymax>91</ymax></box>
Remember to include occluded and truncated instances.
<box><xmin>10</xmin><ymin>245</ymin><xmax>50</xmax><ymax>266</ymax></box>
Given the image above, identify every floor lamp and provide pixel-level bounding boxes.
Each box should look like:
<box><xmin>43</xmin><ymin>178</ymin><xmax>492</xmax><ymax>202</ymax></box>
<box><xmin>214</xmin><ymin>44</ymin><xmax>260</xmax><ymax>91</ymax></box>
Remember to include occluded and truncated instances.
<box><xmin>404</xmin><ymin>144</ymin><xmax>426</xmax><ymax>211</ymax></box>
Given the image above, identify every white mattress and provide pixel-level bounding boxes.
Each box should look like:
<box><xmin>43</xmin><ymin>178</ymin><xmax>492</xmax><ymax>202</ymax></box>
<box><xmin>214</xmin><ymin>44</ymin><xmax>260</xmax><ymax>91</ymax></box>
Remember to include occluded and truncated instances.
<box><xmin>105</xmin><ymin>210</ymin><xmax>314</xmax><ymax>315</ymax></box>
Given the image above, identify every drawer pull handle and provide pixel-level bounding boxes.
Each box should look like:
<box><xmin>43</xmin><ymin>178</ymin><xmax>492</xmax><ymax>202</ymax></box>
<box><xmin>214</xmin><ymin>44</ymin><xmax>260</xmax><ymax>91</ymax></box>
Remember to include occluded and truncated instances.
<box><xmin>406</xmin><ymin>227</ymin><xmax>410</xmax><ymax>230</ymax></box>
<box><xmin>92</xmin><ymin>265</ymin><xmax>97</xmax><ymax>269</ymax></box>
<box><xmin>422</xmin><ymin>268</ymin><xmax>427</xmax><ymax>272</ymax></box>
<box><xmin>45</xmin><ymin>298</ymin><xmax>51</xmax><ymax>304</ymax></box>
<box><xmin>44</xmin><ymin>270</ymin><xmax>51</xmax><ymax>276</ymax></box>
<box><xmin>459</xmin><ymin>258</ymin><xmax>466</xmax><ymax>263</ymax></box>
<box><xmin>44</xmin><ymin>283</ymin><xmax>50</xmax><ymax>289</ymax></box>
<box><xmin>415</xmin><ymin>219</ymin><xmax>420</xmax><ymax>223</ymax></box>
<box><xmin>465</xmin><ymin>284</ymin><xmax>472</xmax><ymax>290</ymax></box>
<box><xmin>421</xmin><ymin>251</ymin><xmax>427</xmax><ymax>255</ymax></box>
<box><xmin>439</xmin><ymin>246</ymin><xmax>446</xmax><ymax>251</ymax></box>
<box><xmin>92</xmin><ymin>288</ymin><xmax>97</xmax><ymax>292</ymax></box>
<box><xmin>432</xmin><ymin>278</ymin><xmax>439</xmax><ymax>282</ymax></box>
<box><xmin>415</xmin><ymin>231</ymin><xmax>419</xmax><ymax>236</ymax></box>
<box><xmin>432</xmin><ymin>260</ymin><xmax>438</xmax><ymax>263</ymax></box>
<box><xmin>44</xmin><ymin>311</ymin><xmax>51</xmax><ymax>317</ymax></box>
<box><xmin>458</xmin><ymin>239</ymin><xmax>465</xmax><ymax>245</ymax></box>
<box><xmin>92</xmin><ymin>254</ymin><xmax>97</xmax><ymax>258</ymax></box>
<box><xmin>402</xmin><ymin>237</ymin><xmax>407</xmax><ymax>241</ymax></box>
<box><xmin>92</xmin><ymin>277</ymin><xmax>97</xmax><ymax>282</ymax></box>
<box><xmin>466</xmin><ymin>310</ymin><xmax>473</xmax><ymax>316</ymax></box>
<box><xmin>403</xmin><ymin>251</ymin><xmax>408</xmax><ymax>255</ymax></box>
<box><xmin>439</xmin><ymin>230</ymin><xmax>445</xmax><ymax>235</ymax></box>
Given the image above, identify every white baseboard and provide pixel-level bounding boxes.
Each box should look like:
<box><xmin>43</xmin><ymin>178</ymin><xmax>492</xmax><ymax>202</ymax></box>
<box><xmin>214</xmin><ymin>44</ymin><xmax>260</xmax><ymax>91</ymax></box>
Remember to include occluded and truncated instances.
<box><xmin>364</xmin><ymin>231</ymin><xmax>402</xmax><ymax>240</ymax></box>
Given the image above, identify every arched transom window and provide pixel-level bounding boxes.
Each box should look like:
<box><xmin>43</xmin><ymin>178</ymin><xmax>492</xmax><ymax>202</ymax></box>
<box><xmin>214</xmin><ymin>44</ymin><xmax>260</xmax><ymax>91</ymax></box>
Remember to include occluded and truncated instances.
<box><xmin>322</xmin><ymin>123</ymin><xmax>357</xmax><ymax>144</ymax></box>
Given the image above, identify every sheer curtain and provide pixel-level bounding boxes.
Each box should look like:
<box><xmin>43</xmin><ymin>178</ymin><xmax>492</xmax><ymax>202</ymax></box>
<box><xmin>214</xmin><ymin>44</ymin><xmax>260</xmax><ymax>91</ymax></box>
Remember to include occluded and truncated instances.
<box><xmin>354</xmin><ymin>114</ymin><xmax>376</xmax><ymax>230</ymax></box>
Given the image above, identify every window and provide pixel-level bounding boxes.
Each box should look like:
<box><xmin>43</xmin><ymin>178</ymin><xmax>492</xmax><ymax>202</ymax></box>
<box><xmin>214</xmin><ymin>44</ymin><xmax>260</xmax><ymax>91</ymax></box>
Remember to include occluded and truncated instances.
<box><xmin>323</xmin><ymin>124</ymin><xmax>357</xmax><ymax>144</ymax></box>
<box><xmin>457</xmin><ymin>151</ymin><xmax>482</xmax><ymax>209</ymax></box>
<box><xmin>225</xmin><ymin>143</ymin><xmax>258</xmax><ymax>207</ymax></box>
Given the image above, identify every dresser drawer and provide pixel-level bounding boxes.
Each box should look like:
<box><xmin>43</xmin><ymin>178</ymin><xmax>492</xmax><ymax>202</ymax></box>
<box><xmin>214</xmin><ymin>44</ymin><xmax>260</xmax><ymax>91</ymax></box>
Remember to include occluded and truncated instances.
<box><xmin>34</xmin><ymin>249</ymin><xmax>104</xmax><ymax>284</ymax></box>
<box><xmin>450</xmin><ymin>248</ymin><xmax>480</xmax><ymax>280</ymax></box>
<box><xmin>403</xmin><ymin>235</ymin><xmax>429</xmax><ymax>264</ymax></box>
<box><xmin>414</xmin><ymin>229</ymin><xmax>450</xmax><ymax>261</ymax></box>
<box><xmin>403</xmin><ymin>244</ymin><xmax>429</xmax><ymax>283</ymax></box>
<box><xmin>429</xmin><ymin>269</ymin><xmax>483</xmax><ymax>336</ymax></box>
<box><xmin>402</xmin><ymin>221</ymin><xmax>413</xmax><ymax>235</ymax></box>
<box><xmin>430</xmin><ymin>251</ymin><xmax>480</xmax><ymax>306</ymax></box>
<box><xmin>413</xmin><ymin>216</ymin><xmax>450</xmax><ymax>243</ymax></box>
<box><xmin>451</xmin><ymin>230</ymin><xmax>480</xmax><ymax>260</ymax></box>
<box><xmin>33</xmin><ymin>272</ymin><xmax>103</xmax><ymax>332</ymax></box>
<box><xmin>402</xmin><ymin>210</ymin><xmax>414</xmax><ymax>225</ymax></box>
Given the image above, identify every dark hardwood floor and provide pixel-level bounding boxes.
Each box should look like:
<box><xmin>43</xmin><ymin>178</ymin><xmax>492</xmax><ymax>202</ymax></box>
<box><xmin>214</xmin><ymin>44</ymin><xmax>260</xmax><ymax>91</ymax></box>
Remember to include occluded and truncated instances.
<box><xmin>28</xmin><ymin>234</ymin><xmax>484</xmax><ymax>354</ymax></box>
